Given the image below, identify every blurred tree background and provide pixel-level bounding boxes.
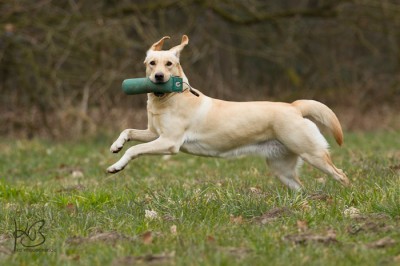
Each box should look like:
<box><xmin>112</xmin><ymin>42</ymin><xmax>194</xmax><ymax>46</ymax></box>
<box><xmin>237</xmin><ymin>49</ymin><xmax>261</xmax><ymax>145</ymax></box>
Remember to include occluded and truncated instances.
<box><xmin>1</xmin><ymin>0</ymin><xmax>399</xmax><ymax>139</ymax></box>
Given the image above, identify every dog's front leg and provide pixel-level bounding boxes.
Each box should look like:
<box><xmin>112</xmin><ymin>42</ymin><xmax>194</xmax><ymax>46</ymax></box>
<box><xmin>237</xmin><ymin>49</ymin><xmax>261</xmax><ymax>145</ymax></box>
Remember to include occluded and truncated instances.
<box><xmin>110</xmin><ymin>129</ymin><xmax>158</xmax><ymax>153</ymax></box>
<box><xmin>107</xmin><ymin>137</ymin><xmax>180</xmax><ymax>174</ymax></box>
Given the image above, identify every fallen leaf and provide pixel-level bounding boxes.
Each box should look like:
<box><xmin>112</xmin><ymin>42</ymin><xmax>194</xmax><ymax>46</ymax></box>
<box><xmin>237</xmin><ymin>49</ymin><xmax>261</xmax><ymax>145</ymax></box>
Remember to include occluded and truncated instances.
<box><xmin>144</xmin><ymin>194</ymin><xmax>152</xmax><ymax>203</ymax></box>
<box><xmin>206</xmin><ymin>235</ymin><xmax>215</xmax><ymax>243</ymax></box>
<box><xmin>300</xmin><ymin>201</ymin><xmax>311</xmax><ymax>212</ymax></box>
<box><xmin>145</xmin><ymin>210</ymin><xmax>158</xmax><ymax>220</ymax></box>
<box><xmin>4</xmin><ymin>23</ymin><xmax>15</xmax><ymax>33</ymax></box>
<box><xmin>66</xmin><ymin>202</ymin><xmax>75</xmax><ymax>213</ymax></box>
<box><xmin>344</xmin><ymin>207</ymin><xmax>361</xmax><ymax>218</ymax></box>
<box><xmin>249</xmin><ymin>187</ymin><xmax>262</xmax><ymax>194</ymax></box>
<box><xmin>297</xmin><ymin>220</ymin><xmax>308</xmax><ymax>232</ymax></box>
<box><xmin>170</xmin><ymin>225</ymin><xmax>177</xmax><ymax>235</ymax></box>
<box><xmin>230</xmin><ymin>215</ymin><xmax>243</xmax><ymax>224</ymax></box>
<box><xmin>4</xmin><ymin>203</ymin><xmax>18</xmax><ymax>210</ymax></box>
<box><xmin>71</xmin><ymin>170</ymin><xmax>84</xmax><ymax>178</ymax></box>
<box><xmin>366</xmin><ymin>237</ymin><xmax>396</xmax><ymax>249</ymax></box>
<box><xmin>141</xmin><ymin>231</ymin><xmax>153</xmax><ymax>245</ymax></box>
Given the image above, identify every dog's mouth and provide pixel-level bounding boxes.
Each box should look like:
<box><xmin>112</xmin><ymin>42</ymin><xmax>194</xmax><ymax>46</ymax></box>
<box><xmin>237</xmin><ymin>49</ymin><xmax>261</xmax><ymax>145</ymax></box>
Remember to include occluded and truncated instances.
<box><xmin>150</xmin><ymin>78</ymin><xmax>169</xmax><ymax>84</ymax></box>
<box><xmin>150</xmin><ymin>75</ymin><xmax>169</xmax><ymax>97</ymax></box>
<box><xmin>153</xmin><ymin>92</ymin><xmax>165</xmax><ymax>97</ymax></box>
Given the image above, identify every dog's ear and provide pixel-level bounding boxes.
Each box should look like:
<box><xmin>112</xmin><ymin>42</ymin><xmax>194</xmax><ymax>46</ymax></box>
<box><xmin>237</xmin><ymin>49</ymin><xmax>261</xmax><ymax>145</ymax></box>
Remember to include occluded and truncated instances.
<box><xmin>149</xmin><ymin>36</ymin><xmax>170</xmax><ymax>52</ymax></box>
<box><xmin>169</xmin><ymin>35</ymin><xmax>189</xmax><ymax>58</ymax></box>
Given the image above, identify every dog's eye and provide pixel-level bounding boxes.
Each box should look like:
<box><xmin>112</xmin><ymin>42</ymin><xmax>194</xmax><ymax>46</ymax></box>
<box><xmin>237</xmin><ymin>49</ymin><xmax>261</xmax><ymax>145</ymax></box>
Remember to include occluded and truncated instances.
<box><xmin>149</xmin><ymin>61</ymin><xmax>156</xmax><ymax>66</ymax></box>
<box><xmin>166</xmin><ymin>61</ymin><xmax>173</xmax><ymax>67</ymax></box>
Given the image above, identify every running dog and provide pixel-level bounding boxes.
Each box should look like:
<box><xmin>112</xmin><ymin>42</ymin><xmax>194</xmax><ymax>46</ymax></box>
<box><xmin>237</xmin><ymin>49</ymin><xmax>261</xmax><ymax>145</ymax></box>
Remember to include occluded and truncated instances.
<box><xmin>107</xmin><ymin>35</ymin><xmax>349</xmax><ymax>190</ymax></box>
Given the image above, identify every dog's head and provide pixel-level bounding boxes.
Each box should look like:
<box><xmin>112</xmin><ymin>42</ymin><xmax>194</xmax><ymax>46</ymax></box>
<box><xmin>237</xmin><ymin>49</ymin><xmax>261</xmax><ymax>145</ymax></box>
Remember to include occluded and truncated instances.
<box><xmin>144</xmin><ymin>35</ymin><xmax>189</xmax><ymax>83</ymax></box>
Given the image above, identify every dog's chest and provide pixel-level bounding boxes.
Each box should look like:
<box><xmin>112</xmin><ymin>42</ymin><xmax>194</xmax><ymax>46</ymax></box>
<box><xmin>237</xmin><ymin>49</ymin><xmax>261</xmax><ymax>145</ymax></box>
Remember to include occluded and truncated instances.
<box><xmin>148</xmin><ymin>112</ymin><xmax>171</xmax><ymax>135</ymax></box>
<box><xmin>147</xmin><ymin>101</ymin><xmax>176</xmax><ymax>134</ymax></box>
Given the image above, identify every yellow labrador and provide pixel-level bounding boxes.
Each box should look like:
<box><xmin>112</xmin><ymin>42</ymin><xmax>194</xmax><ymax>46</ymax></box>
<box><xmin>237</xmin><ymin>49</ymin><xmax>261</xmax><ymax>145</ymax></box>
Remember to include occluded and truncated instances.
<box><xmin>107</xmin><ymin>35</ymin><xmax>349</xmax><ymax>190</ymax></box>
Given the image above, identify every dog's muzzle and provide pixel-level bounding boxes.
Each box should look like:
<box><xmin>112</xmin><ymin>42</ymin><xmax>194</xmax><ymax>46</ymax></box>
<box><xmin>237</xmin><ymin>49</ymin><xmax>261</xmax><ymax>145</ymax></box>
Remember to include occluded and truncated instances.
<box><xmin>154</xmin><ymin>72</ymin><xmax>164</xmax><ymax>83</ymax></box>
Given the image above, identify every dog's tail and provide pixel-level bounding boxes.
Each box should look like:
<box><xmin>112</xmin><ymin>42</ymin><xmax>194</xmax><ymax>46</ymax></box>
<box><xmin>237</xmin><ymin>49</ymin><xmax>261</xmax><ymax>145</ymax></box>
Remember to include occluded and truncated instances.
<box><xmin>292</xmin><ymin>100</ymin><xmax>343</xmax><ymax>146</ymax></box>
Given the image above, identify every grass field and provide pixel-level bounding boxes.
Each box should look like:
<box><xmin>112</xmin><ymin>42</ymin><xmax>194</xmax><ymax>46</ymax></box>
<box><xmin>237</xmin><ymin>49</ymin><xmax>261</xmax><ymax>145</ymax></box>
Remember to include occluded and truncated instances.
<box><xmin>0</xmin><ymin>131</ymin><xmax>399</xmax><ymax>265</ymax></box>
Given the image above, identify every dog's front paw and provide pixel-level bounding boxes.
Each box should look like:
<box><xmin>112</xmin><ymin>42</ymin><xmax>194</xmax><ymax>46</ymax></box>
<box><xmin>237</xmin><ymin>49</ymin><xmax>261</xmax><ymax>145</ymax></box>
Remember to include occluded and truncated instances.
<box><xmin>107</xmin><ymin>155</ymin><xmax>130</xmax><ymax>174</ymax></box>
<box><xmin>106</xmin><ymin>164</ymin><xmax>124</xmax><ymax>174</ymax></box>
<box><xmin>110</xmin><ymin>141</ymin><xmax>124</xmax><ymax>153</ymax></box>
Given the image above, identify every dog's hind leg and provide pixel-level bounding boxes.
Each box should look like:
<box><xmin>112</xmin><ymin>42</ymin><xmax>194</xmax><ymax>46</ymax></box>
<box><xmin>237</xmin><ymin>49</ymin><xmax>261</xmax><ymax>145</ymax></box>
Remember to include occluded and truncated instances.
<box><xmin>301</xmin><ymin>151</ymin><xmax>349</xmax><ymax>186</ymax></box>
<box><xmin>267</xmin><ymin>153</ymin><xmax>303</xmax><ymax>190</ymax></box>
<box><xmin>277</xmin><ymin>119</ymin><xmax>349</xmax><ymax>186</ymax></box>
<box><xmin>110</xmin><ymin>129</ymin><xmax>158</xmax><ymax>153</ymax></box>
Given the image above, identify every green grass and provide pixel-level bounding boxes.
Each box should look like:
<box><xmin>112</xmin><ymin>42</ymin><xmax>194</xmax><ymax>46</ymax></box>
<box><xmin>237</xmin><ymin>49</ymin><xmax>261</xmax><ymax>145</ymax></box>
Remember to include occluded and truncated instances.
<box><xmin>0</xmin><ymin>131</ymin><xmax>399</xmax><ymax>265</ymax></box>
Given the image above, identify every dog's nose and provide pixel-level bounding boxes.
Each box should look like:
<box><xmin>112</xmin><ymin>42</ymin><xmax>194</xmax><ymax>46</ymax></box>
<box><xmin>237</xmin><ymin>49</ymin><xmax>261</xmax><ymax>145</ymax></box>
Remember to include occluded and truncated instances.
<box><xmin>155</xmin><ymin>72</ymin><xmax>164</xmax><ymax>82</ymax></box>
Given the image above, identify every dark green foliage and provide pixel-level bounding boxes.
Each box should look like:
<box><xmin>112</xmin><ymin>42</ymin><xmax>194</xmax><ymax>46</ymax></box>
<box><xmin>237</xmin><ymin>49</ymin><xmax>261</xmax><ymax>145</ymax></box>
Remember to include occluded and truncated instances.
<box><xmin>1</xmin><ymin>1</ymin><xmax>400</xmax><ymax>138</ymax></box>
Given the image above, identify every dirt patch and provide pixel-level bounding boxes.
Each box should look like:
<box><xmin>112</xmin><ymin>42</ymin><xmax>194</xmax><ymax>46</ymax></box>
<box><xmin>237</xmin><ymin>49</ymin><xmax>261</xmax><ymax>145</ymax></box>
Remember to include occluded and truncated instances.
<box><xmin>113</xmin><ymin>252</ymin><xmax>175</xmax><ymax>265</ymax></box>
<box><xmin>0</xmin><ymin>234</ymin><xmax>12</xmax><ymax>257</ymax></box>
<box><xmin>308</xmin><ymin>192</ymin><xmax>333</xmax><ymax>203</ymax></box>
<box><xmin>0</xmin><ymin>245</ymin><xmax>12</xmax><ymax>256</ymax></box>
<box><xmin>389</xmin><ymin>164</ymin><xmax>400</xmax><ymax>172</ymax></box>
<box><xmin>347</xmin><ymin>221</ymin><xmax>394</xmax><ymax>235</ymax></box>
<box><xmin>284</xmin><ymin>229</ymin><xmax>338</xmax><ymax>245</ymax></box>
<box><xmin>365</xmin><ymin>213</ymin><xmax>391</xmax><ymax>220</ymax></box>
<box><xmin>252</xmin><ymin>207</ymin><xmax>292</xmax><ymax>225</ymax></box>
<box><xmin>0</xmin><ymin>234</ymin><xmax>11</xmax><ymax>244</ymax></box>
<box><xmin>393</xmin><ymin>254</ymin><xmax>400</xmax><ymax>263</ymax></box>
<box><xmin>346</xmin><ymin>212</ymin><xmax>395</xmax><ymax>235</ymax></box>
<box><xmin>66</xmin><ymin>231</ymin><xmax>135</xmax><ymax>245</ymax></box>
<box><xmin>66</xmin><ymin>230</ymin><xmax>163</xmax><ymax>246</ymax></box>
<box><xmin>349</xmin><ymin>212</ymin><xmax>390</xmax><ymax>221</ymax></box>
<box><xmin>366</xmin><ymin>237</ymin><xmax>397</xmax><ymax>249</ymax></box>
<box><xmin>162</xmin><ymin>214</ymin><xmax>177</xmax><ymax>222</ymax></box>
<box><xmin>56</xmin><ymin>184</ymin><xmax>85</xmax><ymax>193</ymax></box>
<box><xmin>219</xmin><ymin>247</ymin><xmax>252</xmax><ymax>259</ymax></box>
